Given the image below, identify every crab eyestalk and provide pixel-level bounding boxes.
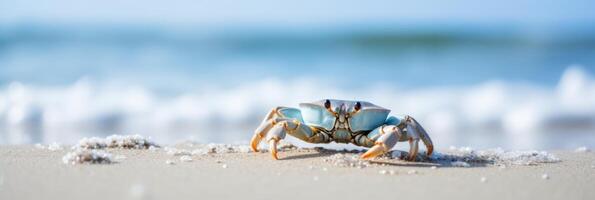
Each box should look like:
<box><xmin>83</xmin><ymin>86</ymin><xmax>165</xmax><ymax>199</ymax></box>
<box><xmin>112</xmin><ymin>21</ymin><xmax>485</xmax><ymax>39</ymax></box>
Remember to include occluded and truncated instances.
<box><xmin>352</xmin><ymin>101</ymin><xmax>361</xmax><ymax>113</ymax></box>
<box><xmin>324</xmin><ymin>99</ymin><xmax>338</xmax><ymax>116</ymax></box>
<box><xmin>343</xmin><ymin>101</ymin><xmax>361</xmax><ymax>118</ymax></box>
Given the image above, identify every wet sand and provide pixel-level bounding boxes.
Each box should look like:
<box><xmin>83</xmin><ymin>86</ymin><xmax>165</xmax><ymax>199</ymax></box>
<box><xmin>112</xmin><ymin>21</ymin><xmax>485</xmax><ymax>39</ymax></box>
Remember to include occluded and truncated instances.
<box><xmin>0</xmin><ymin>145</ymin><xmax>594</xmax><ymax>200</ymax></box>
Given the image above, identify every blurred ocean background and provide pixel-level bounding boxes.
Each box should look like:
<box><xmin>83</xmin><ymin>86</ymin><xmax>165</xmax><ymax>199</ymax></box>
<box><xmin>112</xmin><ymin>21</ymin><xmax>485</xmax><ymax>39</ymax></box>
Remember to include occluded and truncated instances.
<box><xmin>1</xmin><ymin>0</ymin><xmax>594</xmax><ymax>149</ymax></box>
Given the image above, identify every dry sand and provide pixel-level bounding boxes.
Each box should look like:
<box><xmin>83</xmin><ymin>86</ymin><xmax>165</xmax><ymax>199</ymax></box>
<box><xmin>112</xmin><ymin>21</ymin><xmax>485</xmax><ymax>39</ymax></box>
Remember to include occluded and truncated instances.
<box><xmin>0</xmin><ymin>145</ymin><xmax>594</xmax><ymax>200</ymax></box>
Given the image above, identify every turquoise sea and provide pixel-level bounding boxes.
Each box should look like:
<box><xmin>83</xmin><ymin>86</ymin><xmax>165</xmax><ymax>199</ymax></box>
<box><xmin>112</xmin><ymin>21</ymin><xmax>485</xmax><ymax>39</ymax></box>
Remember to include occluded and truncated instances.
<box><xmin>1</xmin><ymin>23</ymin><xmax>594</xmax><ymax>149</ymax></box>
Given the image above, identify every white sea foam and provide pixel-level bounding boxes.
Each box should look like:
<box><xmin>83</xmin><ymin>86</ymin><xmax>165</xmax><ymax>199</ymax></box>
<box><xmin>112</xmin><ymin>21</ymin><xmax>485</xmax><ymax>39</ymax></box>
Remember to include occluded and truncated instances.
<box><xmin>574</xmin><ymin>146</ymin><xmax>590</xmax><ymax>153</ymax></box>
<box><xmin>75</xmin><ymin>135</ymin><xmax>159</xmax><ymax>150</ymax></box>
<box><xmin>325</xmin><ymin>147</ymin><xmax>559</xmax><ymax>168</ymax></box>
<box><xmin>199</xmin><ymin>143</ymin><xmax>253</xmax><ymax>154</ymax></box>
<box><xmin>423</xmin><ymin>147</ymin><xmax>561</xmax><ymax>166</ymax></box>
<box><xmin>163</xmin><ymin>143</ymin><xmax>253</xmax><ymax>158</ymax></box>
<box><xmin>324</xmin><ymin>153</ymin><xmax>371</xmax><ymax>168</ymax></box>
<box><xmin>114</xmin><ymin>155</ymin><xmax>127</xmax><ymax>160</ymax></box>
<box><xmin>164</xmin><ymin>147</ymin><xmax>192</xmax><ymax>156</ymax></box>
<box><xmin>179</xmin><ymin>155</ymin><xmax>193</xmax><ymax>162</ymax></box>
<box><xmin>62</xmin><ymin>149</ymin><xmax>112</xmax><ymax>164</ymax></box>
<box><xmin>34</xmin><ymin>142</ymin><xmax>63</xmax><ymax>151</ymax></box>
<box><xmin>0</xmin><ymin>67</ymin><xmax>594</xmax><ymax>149</ymax></box>
<box><xmin>47</xmin><ymin>142</ymin><xmax>63</xmax><ymax>151</ymax></box>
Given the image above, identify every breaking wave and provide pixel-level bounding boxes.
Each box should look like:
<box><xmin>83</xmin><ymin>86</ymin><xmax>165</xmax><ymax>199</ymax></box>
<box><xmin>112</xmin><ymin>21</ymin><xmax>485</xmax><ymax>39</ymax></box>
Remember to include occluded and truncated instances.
<box><xmin>0</xmin><ymin>66</ymin><xmax>594</xmax><ymax>149</ymax></box>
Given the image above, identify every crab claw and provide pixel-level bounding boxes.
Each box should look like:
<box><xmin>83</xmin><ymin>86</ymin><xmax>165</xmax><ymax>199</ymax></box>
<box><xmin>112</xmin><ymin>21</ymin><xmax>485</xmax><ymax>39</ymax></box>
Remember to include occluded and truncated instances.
<box><xmin>269</xmin><ymin>139</ymin><xmax>279</xmax><ymax>160</ymax></box>
<box><xmin>250</xmin><ymin>133</ymin><xmax>263</xmax><ymax>152</ymax></box>
<box><xmin>361</xmin><ymin>143</ymin><xmax>387</xmax><ymax>159</ymax></box>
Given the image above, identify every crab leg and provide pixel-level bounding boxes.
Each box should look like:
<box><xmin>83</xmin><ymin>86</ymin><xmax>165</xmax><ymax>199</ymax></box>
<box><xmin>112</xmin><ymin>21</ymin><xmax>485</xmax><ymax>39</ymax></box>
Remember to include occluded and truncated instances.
<box><xmin>361</xmin><ymin>125</ymin><xmax>401</xmax><ymax>159</ymax></box>
<box><xmin>408</xmin><ymin>139</ymin><xmax>420</xmax><ymax>161</ymax></box>
<box><xmin>263</xmin><ymin>119</ymin><xmax>324</xmax><ymax>160</ymax></box>
<box><xmin>250</xmin><ymin>118</ymin><xmax>279</xmax><ymax>152</ymax></box>
<box><xmin>252</xmin><ymin>106</ymin><xmax>332</xmax><ymax>160</ymax></box>
<box><xmin>405</xmin><ymin>116</ymin><xmax>434</xmax><ymax>156</ymax></box>
<box><xmin>268</xmin><ymin>137</ymin><xmax>279</xmax><ymax>160</ymax></box>
<box><xmin>250</xmin><ymin>107</ymin><xmax>291</xmax><ymax>152</ymax></box>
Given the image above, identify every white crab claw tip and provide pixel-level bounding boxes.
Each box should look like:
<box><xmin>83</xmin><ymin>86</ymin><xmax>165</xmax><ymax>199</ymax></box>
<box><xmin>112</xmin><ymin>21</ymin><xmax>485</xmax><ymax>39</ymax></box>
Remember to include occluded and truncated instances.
<box><xmin>250</xmin><ymin>134</ymin><xmax>263</xmax><ymax>152</ymax></box>
<box><xmin>361</xmin><ymin>144</ymin><xmax>386</xmax><ymax>159</ymax></box>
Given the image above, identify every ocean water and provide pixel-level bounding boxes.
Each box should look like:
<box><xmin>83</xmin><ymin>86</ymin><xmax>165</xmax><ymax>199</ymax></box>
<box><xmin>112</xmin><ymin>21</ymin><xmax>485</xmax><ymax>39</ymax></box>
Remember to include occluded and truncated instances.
<box><xmin>1</xmin><ymin>24</ymin><xmax>594</xmax><ymax>149</ymax></box>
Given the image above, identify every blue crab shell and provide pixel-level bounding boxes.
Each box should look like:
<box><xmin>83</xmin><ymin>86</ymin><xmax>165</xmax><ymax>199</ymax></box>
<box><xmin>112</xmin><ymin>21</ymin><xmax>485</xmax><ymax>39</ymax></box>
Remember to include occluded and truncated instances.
<box><xmin>276</xmin><ymin>107</ymin><xmax>305</xmax><ymax>123</ymax></box>
<box><xmin>299</xmin><ymin>99</ymin><xmax>390</xmax><ymax>132</ymax></box>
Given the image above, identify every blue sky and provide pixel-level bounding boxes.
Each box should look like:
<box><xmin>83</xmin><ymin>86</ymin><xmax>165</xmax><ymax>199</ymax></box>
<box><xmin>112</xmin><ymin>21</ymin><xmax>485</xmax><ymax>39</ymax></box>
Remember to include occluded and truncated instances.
<box><xmin>1</xmin><ymin>0</ymin><xmax>594</xmax><ymax>27</ymax></box>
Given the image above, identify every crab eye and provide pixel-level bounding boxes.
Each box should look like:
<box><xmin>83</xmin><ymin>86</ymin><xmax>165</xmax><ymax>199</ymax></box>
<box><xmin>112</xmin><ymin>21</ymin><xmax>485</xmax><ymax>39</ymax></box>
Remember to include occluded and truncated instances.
<box><xmin>354</xmin><ymin>102</ymin><xmax>361</xmax><ymax>111</ymax></box>
<box><xmin>324</xmin><ymin>99</ymin><xmax>331</xmax><ymax>109</ymax></box>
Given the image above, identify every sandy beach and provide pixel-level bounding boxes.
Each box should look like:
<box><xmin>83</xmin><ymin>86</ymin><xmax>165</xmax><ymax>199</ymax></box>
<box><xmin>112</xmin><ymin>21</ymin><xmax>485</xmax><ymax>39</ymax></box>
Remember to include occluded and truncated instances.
<box><xmin>0</xmin><ymin>144</ymin><xmax>594</xmax><ymax>200</ymax></box>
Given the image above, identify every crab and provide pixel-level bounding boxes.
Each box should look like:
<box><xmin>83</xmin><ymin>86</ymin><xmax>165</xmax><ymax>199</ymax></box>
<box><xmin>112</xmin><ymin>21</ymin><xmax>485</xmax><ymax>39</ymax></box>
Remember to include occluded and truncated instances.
<box><xmin>250</xmin><ymin>99</ymin><xmax>434</xmax><ymax>160</ymax></box>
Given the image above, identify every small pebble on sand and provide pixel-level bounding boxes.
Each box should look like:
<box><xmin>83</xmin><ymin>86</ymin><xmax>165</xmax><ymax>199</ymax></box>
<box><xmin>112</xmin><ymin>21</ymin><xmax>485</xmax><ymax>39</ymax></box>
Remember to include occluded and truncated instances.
<box><xmin>542</xmin><ymin>174</ymin><xmax>549</xmax><ymax>180</ymax></box>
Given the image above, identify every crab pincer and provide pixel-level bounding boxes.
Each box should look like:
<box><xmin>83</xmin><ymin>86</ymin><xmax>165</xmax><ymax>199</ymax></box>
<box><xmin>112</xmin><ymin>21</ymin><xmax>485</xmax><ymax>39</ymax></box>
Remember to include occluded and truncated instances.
<box><xmin>360</xmin><ymin>125</ymin><xmax>400</xmax><ymax>159</ymax></box>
